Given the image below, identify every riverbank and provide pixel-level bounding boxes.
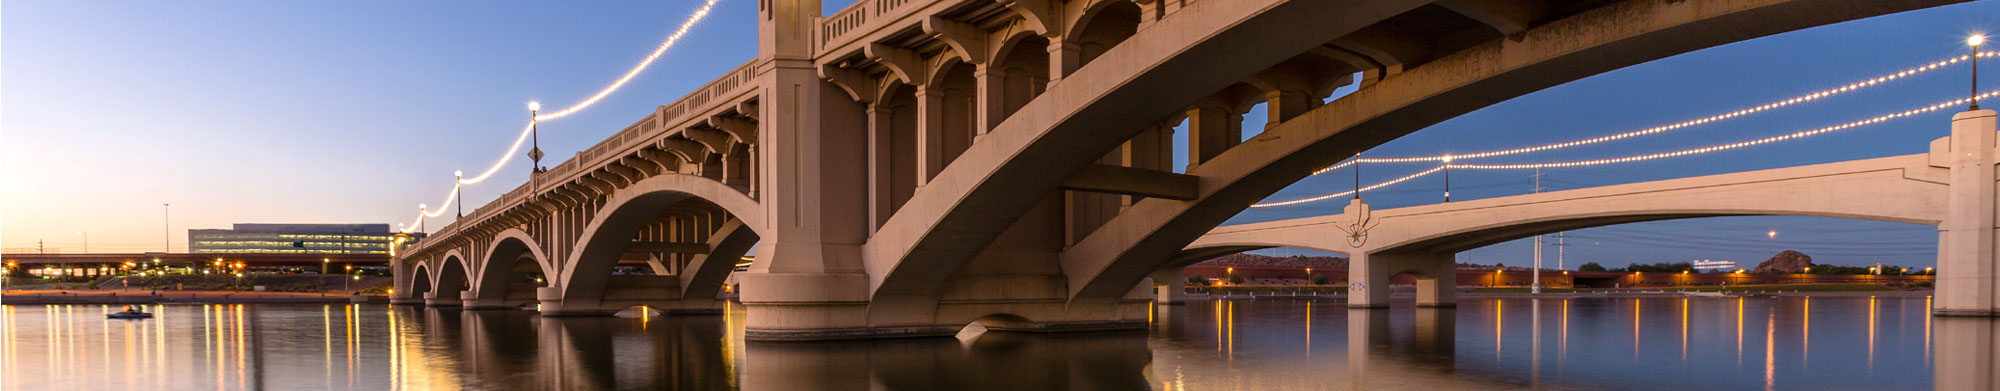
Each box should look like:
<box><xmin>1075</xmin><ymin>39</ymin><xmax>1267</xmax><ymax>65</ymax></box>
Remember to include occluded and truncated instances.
<box><xmin>1</xmin><ymin>290</ymin><xmax>387</xmax><ymax>304</ymax></box>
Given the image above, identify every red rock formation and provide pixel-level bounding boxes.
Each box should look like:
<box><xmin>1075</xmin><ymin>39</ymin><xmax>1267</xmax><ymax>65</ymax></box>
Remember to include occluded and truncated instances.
<box><xmin>1752</xmin><ymin>250</ymin><xmax>1815</xmax><ymax>273</ymax></box>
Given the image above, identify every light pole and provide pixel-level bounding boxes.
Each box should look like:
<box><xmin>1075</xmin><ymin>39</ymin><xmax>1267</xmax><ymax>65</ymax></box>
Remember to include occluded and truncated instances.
<box><xmin>529</xmin><ymin>101</ymin><xmax>546</xmax><ymax>174</ymax></box>
<box><xmin>454</xmin><ymin>171</ymin><xmax>464</xmax><ymax>218</ymax></box>
<box><xmin>1766</xmin><ymin>230</ymin><xmax>1777</xmax><ymax>256</ymax></box>
<box><xmin>1441</xmin><ymin>156</ymin><xmax>1454</xmax><ymax>202</ymax></box>
<box><xmin>1972</xmin><ymin>34</ymin><xmax>1985</xmax><ymax>110</ymax></box>
<box><xmin>322</xmin><ymin>258</ymin><xmax>330</xmax><ymax>274</ymax></box>
<box><xmin>163</xmin><ymin>203</ymin><xmax>171</xmax><ymax>253</ymax></box>
<box><xmin>345</xmin><ymin>265</ymin><xmax>355</xmax><ymax>293</ymax></box>
<box><xmin>418</xmin><ymin>204</ymin><xmax>428</xmax><ymax>232</ymax></box>
<box><xmin>77</xmin><ymin>232</ymin><xmax>88</xmax><ymax>253</ymax></box>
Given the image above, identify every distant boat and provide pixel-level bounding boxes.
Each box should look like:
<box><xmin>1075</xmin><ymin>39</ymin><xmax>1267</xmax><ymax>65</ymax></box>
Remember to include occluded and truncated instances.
<box><xmin>107</xmin><ymin>309</ymin><xmax>153</xmax><ymax>319</ymax></box>
<box><xmin>1683</xmin><ymin>291</ymin><xmax>1728</xmax><ymax>298</ymax></box>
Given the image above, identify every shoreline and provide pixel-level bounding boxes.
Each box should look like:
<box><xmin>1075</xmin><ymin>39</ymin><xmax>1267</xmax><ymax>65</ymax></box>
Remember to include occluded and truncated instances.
<box><xmin>2</xmin><ymin>290</ymin><xmax>387</xmax><ymax>305</ymax></box>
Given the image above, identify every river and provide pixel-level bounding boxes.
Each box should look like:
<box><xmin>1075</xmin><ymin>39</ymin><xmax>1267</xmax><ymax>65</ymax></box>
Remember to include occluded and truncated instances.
<box><xmin>0</xmin><ymin>296</ymin><xmax>1979</xmax><ymax>390</ymax></box>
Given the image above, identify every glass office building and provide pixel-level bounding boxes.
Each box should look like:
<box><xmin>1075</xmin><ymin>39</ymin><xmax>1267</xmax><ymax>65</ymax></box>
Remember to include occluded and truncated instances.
<box><xmin>189</xmin><ymin>223</ymin><xmax>397</xmax><ymax>254</ymax></box>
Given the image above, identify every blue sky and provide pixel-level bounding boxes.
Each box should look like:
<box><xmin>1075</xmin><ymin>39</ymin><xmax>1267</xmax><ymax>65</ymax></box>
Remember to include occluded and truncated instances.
<box><xmin>3</xmin><ymin>0</ymin><xmax>1993</xmax><ymax>269</ymax></box>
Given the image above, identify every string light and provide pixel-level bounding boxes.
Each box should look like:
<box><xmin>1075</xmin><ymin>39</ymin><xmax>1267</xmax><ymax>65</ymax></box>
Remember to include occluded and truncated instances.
<box><xmin>397</xmin><ymin>0</ymin><xmax>721</xmax><ymax>234</ymax></box>
<box><xmin>1254</xmin><ymin>91</ymin><xmax>2000</xmax><ymax>207</ymax></box>
<box><xmin>1311</xmin><ymin>51</ymin><xmax>1993</xmax><ymax>175</ymax></box>
<box><xmin>1450</xmin><ymin>91</ymin><xmax>2000</xmax><ymax>170</ymax></box>
<box><xmin>1253</xmin><ymin>165</ymin><xmax>1448</xmax><ymax>207</ymax></box>
<box><xmin>454</xmin><ymin>0</ymin><xmax>719</xmax><ymax>185</ymax></box>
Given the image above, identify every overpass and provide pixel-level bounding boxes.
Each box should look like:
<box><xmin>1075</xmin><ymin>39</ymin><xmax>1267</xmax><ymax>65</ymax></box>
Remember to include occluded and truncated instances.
<box><xmin>1181</xmin><ymin>120</ymin><xmax>1996</xmax><ymax>314</ymax></box>
<box><xmin>390</xmin><ymin>0</ymin><xmax>1971</xmax><ymax>340</ymax></box>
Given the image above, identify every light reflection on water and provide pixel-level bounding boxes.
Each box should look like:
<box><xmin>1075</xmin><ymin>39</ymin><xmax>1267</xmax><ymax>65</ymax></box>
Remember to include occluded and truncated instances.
<box><xmin>0</xmin><ymin>296</ymin><xmax>1984</xmax><ymax>390</ymax></box>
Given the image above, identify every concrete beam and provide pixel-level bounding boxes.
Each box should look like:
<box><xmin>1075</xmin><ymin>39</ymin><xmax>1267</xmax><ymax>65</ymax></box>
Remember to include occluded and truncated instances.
<box><xmin>627</xmin><ymin>241</ymin><xmax>710</xmax><ymax>254</ymax></box>
<box><xmin>1060</xmin><ymin>163</ymin><xmax>1198</xmax><ymax>200</ymax></box>
<box><xmin>923</xmin><ymin>16</ymin><xmax>986</xmax><ymax>64</ymax></box>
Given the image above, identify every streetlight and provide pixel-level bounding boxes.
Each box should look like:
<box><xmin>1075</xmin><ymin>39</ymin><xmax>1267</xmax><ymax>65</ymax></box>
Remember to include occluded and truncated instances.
<box><xmin>1766</xmin><ymin>230</ymin><xmax>1777</xmax><ymax>256</ymax></box>
<box><xmin>529</xmin><ymin>101</ymin><xmax>546</xmax><ymax>173</ymax></box>
<box><xmin>1972</xmin><ymin>34</ymin><xmax>1986</xmax><ymax>110</ymax></box>
<box><xmin>77</xmin><ymin>232</ymin><xmax>88</xmax><ymax>253</ymax></box>
<box><xmin>454</xmin><ymin>170</ymin><xmax>464</xmax><ymax>218</ymax></box>
<box><xmin>322</xmin><ymin>258</ymin><xmax>330</xmax><ymax>274</ymax></box>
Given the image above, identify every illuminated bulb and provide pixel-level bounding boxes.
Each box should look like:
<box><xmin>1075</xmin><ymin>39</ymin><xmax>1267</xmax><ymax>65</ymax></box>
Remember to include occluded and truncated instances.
<box><xmin>454</xmin><ymin>170</ymin><xmax>463</xmax><ymax>178</ymax></box>
<box><xmin>1972</xmin><ymin>35</ymin><xmax>1986</xmax><ymax>47</ymax></box>
<box><xmin>528</xmin><ymin>101</ymin><xmax>541</xmax><ymax>112</ymax></box>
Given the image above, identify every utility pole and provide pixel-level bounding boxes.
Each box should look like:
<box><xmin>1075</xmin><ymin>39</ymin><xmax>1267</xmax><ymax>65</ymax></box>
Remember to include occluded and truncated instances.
<box><xmin>1531</xmin><ymin>168</ymin><xmax>1543</xmax><ymax>294</ymax></box>
<box><xmin>163</xmin><ymin>204</ymin><xmax>170</xmax><ymax>253</ymax></box>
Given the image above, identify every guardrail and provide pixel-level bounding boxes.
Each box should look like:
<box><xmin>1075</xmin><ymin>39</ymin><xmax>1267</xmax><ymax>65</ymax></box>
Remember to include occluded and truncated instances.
<box><xmin>818</xmin><ymin>0</ymin><xmax>920</xmax><ymax>54</ymax></box>
<box><xmin>405</xmin><ymin>59</ymin><xmax>761</xmax><ymax>257</ymax></box>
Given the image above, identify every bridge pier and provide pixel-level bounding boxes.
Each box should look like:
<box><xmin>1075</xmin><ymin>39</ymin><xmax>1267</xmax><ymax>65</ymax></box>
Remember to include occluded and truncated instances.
<box><xmin>1348</xmin><ymin>252</ymin><xmax>1455</xmax><ymax>308</ymax></box>
<box><xmin>1935</xmin><ymin>110</ymin><xmax>1999</xmax><ymax>316</ymax></box>
<box><xmin>1150</xmin><ymin>266</ymin><xmax>1187</xmax><ymax>304</ymax></box>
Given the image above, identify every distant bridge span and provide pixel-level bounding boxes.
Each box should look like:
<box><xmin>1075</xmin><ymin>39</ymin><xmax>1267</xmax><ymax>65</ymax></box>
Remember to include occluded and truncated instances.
<box><xmin>1176</xmin><ymin>127</ymin><xmax>1995</xmax><ymax>308</ymax></box>
<box><xmin>392</xmin><ymin>0</ymin><xmax>1980</xmax><ymax>340</ymax></box>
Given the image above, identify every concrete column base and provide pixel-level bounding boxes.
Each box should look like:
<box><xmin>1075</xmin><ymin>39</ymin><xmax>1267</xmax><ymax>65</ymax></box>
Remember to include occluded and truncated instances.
<box><xmin>737</xmin><ymin>272</ymin><xmax>1149</xmax><ymax>341</ymax></box>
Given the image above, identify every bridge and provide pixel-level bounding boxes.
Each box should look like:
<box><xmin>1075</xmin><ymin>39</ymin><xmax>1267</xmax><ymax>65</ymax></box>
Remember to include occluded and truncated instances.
<box><xmin>1178</xmin><ymin>119</ymin><xmax>1996</xmax><ymax>313</ymax></box>
<box><xmin>389</xmin><ymin>0</ymin><xmax>1977</xmax><ymax>340</ymax></box>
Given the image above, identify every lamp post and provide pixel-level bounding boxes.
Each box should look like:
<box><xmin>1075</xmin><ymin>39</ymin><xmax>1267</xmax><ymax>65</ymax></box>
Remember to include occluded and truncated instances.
<box><xmin>418</xmin><ymin>204</ymin><xmax>428</xmax><ymax>232</ymax></box>
<box><xmin>454</xmin><ymin>171</ymin><xmax>464</xmax><ymax>218</ymax></box>
<box><xmin>322</xmin><ymin>258</ymin><xmax>330</xmax><ymax>274</ymax></box>
<box><xmin>1766</xmin><ymin>230</ymin><xmax>1777</xmax><ymax>256</ymax></box>
<box><xmin>163</xmin><ymin>203</ymin><xmax>171</xmax><ymax>253</ymax></box>
<box><xmin>77</xmin><ymin>232</ymin><xmax>88</xmax><ymax>253</ymax></box>
<box><xmin>1441</xmin><ymin>156</ymin><xmax>1454</xmax><ymax>202</ymax></box>
<box><xmin>529</xmin><ymin>101</ymin><xmax>546</xmax><ymax>174</ymax></box>
<box><xmin>1973</xmin><ymin>34</ymin><xmax>1985</xmax><ymax>110</ymax></box>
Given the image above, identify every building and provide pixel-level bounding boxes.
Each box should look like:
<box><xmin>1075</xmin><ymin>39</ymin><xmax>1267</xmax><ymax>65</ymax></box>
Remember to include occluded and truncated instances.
<box><xmin>189</xmin><ymin>223</ymin><xmax>399</xmax><ymax>254</ymax></box>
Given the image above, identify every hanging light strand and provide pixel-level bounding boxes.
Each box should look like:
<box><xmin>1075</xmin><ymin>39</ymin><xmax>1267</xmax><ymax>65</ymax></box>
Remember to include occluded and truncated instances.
<box><xmin>455</xmin><ymin>0</ymin><xmax>720</xmax><ymax>186</ymax></box>
<box><xmin>1253</xmin><ymin>165</ymin><xmax>1448</xmax><ymax>207</ymax></box>
<box><xmin>1451</xmin><ymin>91</ymin><xmax>1999</xmax><ymax>170</ymax></box>
<box><xmin>396</xmin><ymin>0</ymin><xmax>722</xmax><ymax>237</ymax></box>
<box><xmin>1311</xmin><ymin>51</ymin><xmax>1992</xmax><ymax>175</ymax></box>
<box><xmin>1255</xmin><ymin>90</ymin><xmax>2000</xmax><ymax>208</ymax></box>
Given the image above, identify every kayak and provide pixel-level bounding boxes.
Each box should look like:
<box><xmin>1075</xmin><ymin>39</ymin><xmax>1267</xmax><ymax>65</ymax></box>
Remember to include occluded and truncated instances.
<box><xmin>107</xmin><ymin>312</ymin><xmax>153</xmax><ymax>319</ymax></box>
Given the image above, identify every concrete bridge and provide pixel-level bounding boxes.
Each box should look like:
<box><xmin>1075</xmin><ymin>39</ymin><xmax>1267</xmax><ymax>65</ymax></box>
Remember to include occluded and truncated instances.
<box><xmin>1179</xmin><ymin>116</ymin><xmax>1997</xmax><ymax>314</ymax></box>
<box><xmin>391</xmin><ymin>0</ymin><xmax>1970</xmax><ymax>340</ymax></box>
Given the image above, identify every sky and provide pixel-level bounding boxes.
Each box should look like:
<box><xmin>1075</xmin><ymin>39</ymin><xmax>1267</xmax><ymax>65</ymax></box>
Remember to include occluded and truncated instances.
<box><xmin>3</xmin><ymin>0</ymin><xmax>1994</xmax><ymax>269</ymax></box>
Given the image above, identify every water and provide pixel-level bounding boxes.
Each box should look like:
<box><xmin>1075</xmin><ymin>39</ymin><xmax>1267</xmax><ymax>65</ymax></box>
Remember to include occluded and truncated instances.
<box><xmin>0</xmin><ymin>296</ymin><xmax>1975</xmax><ymax>390</ymax></box>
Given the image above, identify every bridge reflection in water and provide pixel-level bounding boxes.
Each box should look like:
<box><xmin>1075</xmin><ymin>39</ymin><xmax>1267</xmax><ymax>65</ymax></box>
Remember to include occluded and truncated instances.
<box><xmin>0</xmin><ymin>297</ymin><xmax>1986</xmax><ymax>390</ymax></box>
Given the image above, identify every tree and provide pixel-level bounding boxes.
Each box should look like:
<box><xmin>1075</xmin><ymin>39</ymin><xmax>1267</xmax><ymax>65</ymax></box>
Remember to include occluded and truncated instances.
<box><xmin>1187</xmin><ymin>275</ymin><xmax>1209</xmax><ymax>286</ymax></box>
<box><xmin>1578</xmin><ymin>262</ymin><xmax>1607</xmax><ymax>272</ymax></box>
<box><xmin>1310</xmin><ymin>275</ymin><xmax>1331</xmax><ymax>285</ymax></box>
<box><xmin>1229</xmin><ymin>275</ymin><xmax>1244</xmax><ymax>285</ymax></box>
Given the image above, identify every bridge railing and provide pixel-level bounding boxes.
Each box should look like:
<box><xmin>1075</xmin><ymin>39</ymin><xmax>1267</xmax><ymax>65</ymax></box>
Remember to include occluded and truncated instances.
<box><xmin>817</xmin><ymin>0</ymin><xmax>920</xmax><ymax>55</ymax></box>
<box><xmin>405</xmin><ymin>59</ymin><xmax>761</xmax><ymax>258</ymax></box>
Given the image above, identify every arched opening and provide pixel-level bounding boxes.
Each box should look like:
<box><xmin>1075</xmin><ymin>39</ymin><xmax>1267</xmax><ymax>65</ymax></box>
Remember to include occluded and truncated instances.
<box><xmin>432</xmin><ymin>256</ymin><xmax>471</xmax><ymax>306</ymax></box>
<box><xmin>1070</xmin><ymin>1</ymin><xmax>1140</xmax><ymax>72</ymax></box>
<box><xmin>409</xmin><ymin>264</ymin><xmax>434</xmax><ymax>299</ymax></box>
<box><xmin>472</xmin><ymin>233</ymin><xmax>549</xmax><ymax>309</ymax></box>
<box><xmin>926</xmin><ymin>60</ymin><xmax>978</xmax><ymax>180</ymax></box>
<box><xmin>987</xmin><ymin>34</ymin><xmax>1050</xmax><ymax>129</ymax></box>
<box><xmin>872</xmin><ymin>81</ymin><xmax>920</xmax><ymax>227</ymax></box>
<box><xmin>557</xmin><ymin>187</ymin><xmax>763</xmax><ymax>315</ymax></box>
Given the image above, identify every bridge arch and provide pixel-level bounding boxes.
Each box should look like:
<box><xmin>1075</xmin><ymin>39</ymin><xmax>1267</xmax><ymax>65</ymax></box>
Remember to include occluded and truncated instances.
<box><xmin>550</xmin><ymin>173</ymin><xmax>764</xmax><ymax>315</ymax></box>
<box><xmin>408</xmin><ymin>263</ymin><xmax>434</xmax><ymax>300</ymax></box>
<box><xmin>467</xmin><ymin>228</ymin><xmax>552</xmax><ymax>309</ymax></box>
<box><xmin>1054</xmin><ymin>0</ymin><xmax>1956</xmax><ymax>304</ymax></box>
<box><xmin>426</xmin><ymin>251</ymin><xmax>472</xmax><ymax>306</ymax></box>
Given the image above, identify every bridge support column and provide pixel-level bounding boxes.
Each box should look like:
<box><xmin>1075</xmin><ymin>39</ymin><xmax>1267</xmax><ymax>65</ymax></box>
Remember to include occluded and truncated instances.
<box><xmin>1936</xmin><ymin>109</ymin><xmax>1999</xmax><ymax>316</ymax></box>
<box><xmin>424</xmin><ymin>291</ymin><xmax>463</xmax><ymax>307</ymax></box>
<box><xmin>1407</xmin><ymin>253</ymin><xmax>1457</xmax><ymax>308</ymax></box>
<box><xmin>1150</xmin><ymin>266</ymin><xmax>1187</xmax><ymax>304</ymax></box>
<box><xmin>1347</xmin><ymin>252</ymin><xmax>1391</xmax><ymax>308</ymax></box>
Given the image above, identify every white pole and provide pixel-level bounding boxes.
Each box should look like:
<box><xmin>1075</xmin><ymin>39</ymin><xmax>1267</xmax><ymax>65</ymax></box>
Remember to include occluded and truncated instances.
<box><xmin>1531</xmin><ymin>168</ymin><xmax>1543</xmax><ymax>294</ymax></box>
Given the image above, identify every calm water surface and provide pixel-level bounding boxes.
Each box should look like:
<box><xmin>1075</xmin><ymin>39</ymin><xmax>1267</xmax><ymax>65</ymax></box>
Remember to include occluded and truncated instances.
<box><xmin>0</xmin><ymin>296</ymin><xmax>1974</xmax><ymax>390</ymax></box>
